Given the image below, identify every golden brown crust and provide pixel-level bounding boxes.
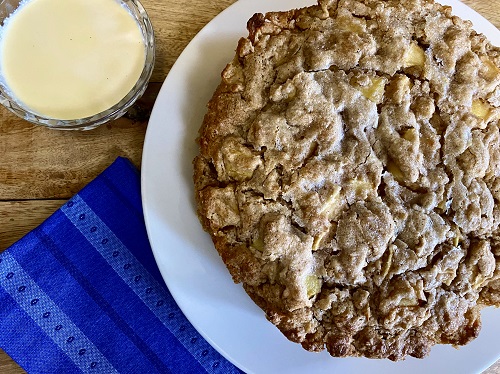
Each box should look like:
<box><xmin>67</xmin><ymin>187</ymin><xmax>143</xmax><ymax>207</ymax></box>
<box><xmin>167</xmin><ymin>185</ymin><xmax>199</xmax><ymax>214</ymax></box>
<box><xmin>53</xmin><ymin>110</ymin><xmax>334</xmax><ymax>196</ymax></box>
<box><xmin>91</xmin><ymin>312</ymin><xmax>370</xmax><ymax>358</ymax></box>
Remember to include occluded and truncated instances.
<box><xmin>193</xmin><ymin>0</ymin><xmax>500</xmax><ymax>361</ymax></box>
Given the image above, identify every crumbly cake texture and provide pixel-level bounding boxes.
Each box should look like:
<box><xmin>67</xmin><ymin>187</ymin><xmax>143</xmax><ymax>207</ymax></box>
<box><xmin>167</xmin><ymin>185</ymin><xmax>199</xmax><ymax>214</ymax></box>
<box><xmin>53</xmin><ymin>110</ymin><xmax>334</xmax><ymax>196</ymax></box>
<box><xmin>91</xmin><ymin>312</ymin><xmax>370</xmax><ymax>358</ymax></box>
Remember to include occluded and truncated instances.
<box><xmin>193</xmin><ymin>0</ymin><xmax>500</xmax><ymax>360</ymax></box>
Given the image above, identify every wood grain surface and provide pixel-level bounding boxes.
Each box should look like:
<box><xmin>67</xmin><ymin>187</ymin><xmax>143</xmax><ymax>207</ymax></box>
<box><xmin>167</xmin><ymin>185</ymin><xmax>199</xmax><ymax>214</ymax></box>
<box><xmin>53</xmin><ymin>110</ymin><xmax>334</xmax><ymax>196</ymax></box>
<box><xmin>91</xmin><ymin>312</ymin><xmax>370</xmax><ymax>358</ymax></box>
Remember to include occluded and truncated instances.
<box><xmin>0</xmin><ymin>0</ymin><xmax>498</xmax><ymax>372</ymax></box>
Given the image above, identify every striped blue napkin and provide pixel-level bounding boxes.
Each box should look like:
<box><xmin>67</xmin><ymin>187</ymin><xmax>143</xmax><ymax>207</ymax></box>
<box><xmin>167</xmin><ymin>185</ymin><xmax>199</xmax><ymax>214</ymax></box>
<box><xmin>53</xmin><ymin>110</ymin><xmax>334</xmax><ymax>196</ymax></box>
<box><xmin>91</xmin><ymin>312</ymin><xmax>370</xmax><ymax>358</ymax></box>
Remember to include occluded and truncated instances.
<box><xmin>0</xmin><ymin>157</ymin><xmax>242</xmax><ymax>374</ymax></box>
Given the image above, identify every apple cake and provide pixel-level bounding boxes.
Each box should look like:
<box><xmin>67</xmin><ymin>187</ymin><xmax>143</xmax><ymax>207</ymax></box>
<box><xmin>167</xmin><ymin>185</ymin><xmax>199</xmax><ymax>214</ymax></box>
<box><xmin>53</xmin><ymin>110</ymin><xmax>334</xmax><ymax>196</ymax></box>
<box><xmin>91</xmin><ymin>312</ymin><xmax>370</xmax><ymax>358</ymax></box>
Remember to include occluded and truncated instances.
<box><xmin>193</xmin><ymin>0</ymin><xmax>500</xmax><ymax>360</ymax></box>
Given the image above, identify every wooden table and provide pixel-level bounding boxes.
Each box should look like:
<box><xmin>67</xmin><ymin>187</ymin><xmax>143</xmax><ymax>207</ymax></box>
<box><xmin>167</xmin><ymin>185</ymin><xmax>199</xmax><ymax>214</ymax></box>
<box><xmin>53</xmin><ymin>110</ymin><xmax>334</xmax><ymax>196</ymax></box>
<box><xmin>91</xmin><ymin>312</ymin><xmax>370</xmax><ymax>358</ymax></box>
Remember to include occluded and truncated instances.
<box><xmin>0</xmin><ymin>0</ymin><xmax>498</xmax><ymax>372</ymax></box>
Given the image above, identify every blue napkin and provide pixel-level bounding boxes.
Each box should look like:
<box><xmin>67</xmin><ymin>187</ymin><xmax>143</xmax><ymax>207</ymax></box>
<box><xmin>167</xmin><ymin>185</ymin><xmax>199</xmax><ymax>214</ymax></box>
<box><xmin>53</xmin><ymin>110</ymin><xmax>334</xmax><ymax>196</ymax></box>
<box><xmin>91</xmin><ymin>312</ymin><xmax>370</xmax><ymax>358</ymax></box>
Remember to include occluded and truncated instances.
<box><xmin>0</xmin><ymin>157</ymin><xmax>242</xmax><ymax>374</ymax></box>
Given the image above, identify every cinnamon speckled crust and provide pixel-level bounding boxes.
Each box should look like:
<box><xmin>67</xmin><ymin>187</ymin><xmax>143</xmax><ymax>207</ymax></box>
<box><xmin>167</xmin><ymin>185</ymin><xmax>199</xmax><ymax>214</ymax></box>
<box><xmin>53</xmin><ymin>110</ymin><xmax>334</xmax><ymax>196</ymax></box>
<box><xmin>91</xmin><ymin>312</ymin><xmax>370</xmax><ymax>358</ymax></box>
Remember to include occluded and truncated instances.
<box><xmin>193</xmin><ymin>0</ymin><xmax>500</xmax><ymax>361</ymax></box>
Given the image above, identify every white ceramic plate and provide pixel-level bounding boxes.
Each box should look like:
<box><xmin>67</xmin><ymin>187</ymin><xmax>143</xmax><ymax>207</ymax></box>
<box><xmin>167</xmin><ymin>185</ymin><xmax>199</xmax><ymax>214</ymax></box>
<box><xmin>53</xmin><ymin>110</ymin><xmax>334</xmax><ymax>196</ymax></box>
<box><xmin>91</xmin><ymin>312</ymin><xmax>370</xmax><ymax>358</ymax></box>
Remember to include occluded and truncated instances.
<box><xmin>141</xmin><ymin>1</ymin><xmax>500</xmax><ymax>373</ymax></box>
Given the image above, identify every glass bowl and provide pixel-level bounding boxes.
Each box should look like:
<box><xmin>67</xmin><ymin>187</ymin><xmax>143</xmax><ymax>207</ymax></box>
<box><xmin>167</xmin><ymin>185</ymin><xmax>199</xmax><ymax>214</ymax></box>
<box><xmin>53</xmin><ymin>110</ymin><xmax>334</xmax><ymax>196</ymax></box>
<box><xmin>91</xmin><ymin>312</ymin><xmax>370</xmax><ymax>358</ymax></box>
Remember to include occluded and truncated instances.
<box><xmin>0</xmin><ymin>0</ymin><xmax>155</xmax><ymax>130</ymax></box>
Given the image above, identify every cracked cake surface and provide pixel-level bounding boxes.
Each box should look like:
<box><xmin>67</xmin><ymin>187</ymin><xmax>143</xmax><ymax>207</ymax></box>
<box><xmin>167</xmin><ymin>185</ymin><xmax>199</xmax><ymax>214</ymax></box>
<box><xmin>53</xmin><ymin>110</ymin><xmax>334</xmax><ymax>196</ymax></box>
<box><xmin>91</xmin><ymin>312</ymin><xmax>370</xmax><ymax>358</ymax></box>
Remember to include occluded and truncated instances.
<box><xmin>193</xmin><ymin>0</ymin><xmax>500</xmax><ymax>360</ymax></box>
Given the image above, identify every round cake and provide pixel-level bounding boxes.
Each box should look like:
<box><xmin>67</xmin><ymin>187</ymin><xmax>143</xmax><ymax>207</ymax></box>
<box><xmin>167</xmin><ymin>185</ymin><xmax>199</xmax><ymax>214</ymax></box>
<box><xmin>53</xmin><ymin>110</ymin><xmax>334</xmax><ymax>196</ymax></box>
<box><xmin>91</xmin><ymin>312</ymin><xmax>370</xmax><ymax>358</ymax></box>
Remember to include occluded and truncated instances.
<box><xmin>193</xmin><ymin>0</ymin><xmax>500</xmax><ymax>360</ymax></box>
